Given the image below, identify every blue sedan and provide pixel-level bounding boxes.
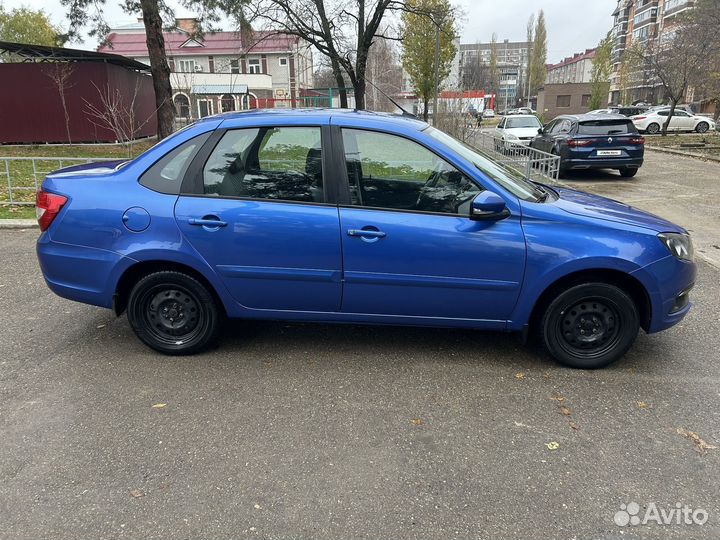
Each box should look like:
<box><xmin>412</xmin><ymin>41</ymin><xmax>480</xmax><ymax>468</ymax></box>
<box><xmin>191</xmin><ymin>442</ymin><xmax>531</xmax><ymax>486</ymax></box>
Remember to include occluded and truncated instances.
<box><xmin>36</xmin><ymin>109</ymin><xmax>695</xmax><ymax>368</ymax></box>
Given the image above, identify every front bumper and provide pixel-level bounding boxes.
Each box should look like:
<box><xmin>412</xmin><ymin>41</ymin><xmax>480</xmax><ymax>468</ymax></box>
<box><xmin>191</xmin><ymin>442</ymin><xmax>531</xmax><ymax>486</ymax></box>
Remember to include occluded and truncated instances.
<box><xmin>631</xmin><ymin>255</ymin><xmax>697</xmax><ymax>333</ymax></box>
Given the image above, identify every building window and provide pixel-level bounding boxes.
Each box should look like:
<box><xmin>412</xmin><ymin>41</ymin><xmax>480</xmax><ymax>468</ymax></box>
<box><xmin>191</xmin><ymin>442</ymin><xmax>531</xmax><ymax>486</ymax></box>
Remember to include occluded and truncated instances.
<box><xmin>279</xmin><ymin>57</ymin><xmax>288</xmax><ymax>66</ymax></box>
<box><xmin>230</xmin><ymin>59</ymin><xmax>240</xmax><ymax>74</ymax></box>
<box><xmin>581</xmin><ymin>94</ymin><xmax>591</xmax><ymax>107</ymax></box>
<box><xmin>197</xmin><ymin>98</ymin><xmax>214</xmax><ymax>118</ymax></box>
<box><xmin>556</xmin><ymin>95</ymin><xmax>571</xmax><ymax>108</ymax></box>
<box><xmin>248</xmin><ymin>58</ymin><xmax>261</xmax><ymax>74</ymax></box>
<box><xmin>173</xmin><ymin>94</ymin><xmax>190</xmax><ymax>118</ymax></box>
<box><xmin>221</xmin><ymin>94</ymin><xmax>236</xmax><ymax>112</ymax></box>
<box><xmin>177</xmin><ymin>59</ymin><xmax>196</xmax><ymax>73</ymax></box>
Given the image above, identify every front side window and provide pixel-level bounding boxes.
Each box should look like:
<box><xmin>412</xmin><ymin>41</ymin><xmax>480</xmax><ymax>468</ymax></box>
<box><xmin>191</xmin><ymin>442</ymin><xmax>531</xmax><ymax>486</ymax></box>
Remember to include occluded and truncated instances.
<box><xmin>203</xmin><ymin>127</ymin><xmax>324</xmax><ymax>203</ymax></box>
<box><xmin>342</xmin><ymin>129</ymin><xmax>481</xmax><ymax>215</ymax></box>
<box><xmin>140</xmin><ymin>132</ymin><xmax>210</xmax><ymax>194</ymax></box>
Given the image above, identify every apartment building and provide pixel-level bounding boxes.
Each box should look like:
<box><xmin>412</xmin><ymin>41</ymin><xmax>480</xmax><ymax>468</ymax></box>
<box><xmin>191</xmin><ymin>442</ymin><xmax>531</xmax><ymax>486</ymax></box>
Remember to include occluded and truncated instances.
<box><xmin>609</xmin><ymin>0</ymin><xmax>696</xmax><ymax>104</ymax></box>
<box><xmin>455</xmin><ymin>40</ymin><xmax>531</xmax><ymax>109</ymax></box>
<box><xmin>99</xmin><ymin>18</ymin><xmax>313</xmax><ymax>120</ymax></box>
<box><xmin>546</xmin><ymin>48</ymin><xmax>596</xmax><ymax>84</ymax></box>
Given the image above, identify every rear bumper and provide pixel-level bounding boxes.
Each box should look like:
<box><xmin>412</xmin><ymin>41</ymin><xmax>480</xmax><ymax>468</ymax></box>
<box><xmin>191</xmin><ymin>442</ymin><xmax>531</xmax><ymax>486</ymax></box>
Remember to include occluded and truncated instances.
<box><xmin>565</xmin><ymin>157</ymin><xmax>644</xmax><ymax>170</ymax></box>
<box><xmin>36</xmin><ymin>233</ymin><xmax>133</xmax><ymax>309</ymax></box>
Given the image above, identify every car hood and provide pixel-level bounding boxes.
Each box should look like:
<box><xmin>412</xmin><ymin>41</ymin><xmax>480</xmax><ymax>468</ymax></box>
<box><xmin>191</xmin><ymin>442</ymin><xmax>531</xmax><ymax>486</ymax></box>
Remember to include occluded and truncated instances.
<box><xmin>503</xmin><ymin>127</ymin><xmax>540</xmax><ymax>138</ymax></box>
<box><xmin>551</xmin><ymin>186</ymin><xmax>685</xmax><ymax>233</ymax></box>
<box><xmin>47</xmin><ymin>160</ymin><xmax>128</xmax><ymax>177</ymax></box>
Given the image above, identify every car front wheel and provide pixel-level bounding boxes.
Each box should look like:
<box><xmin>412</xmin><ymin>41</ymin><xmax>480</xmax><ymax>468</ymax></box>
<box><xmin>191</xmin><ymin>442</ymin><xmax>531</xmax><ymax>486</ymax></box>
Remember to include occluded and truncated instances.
<box><xmin>695</xmin><ymin>122</ymin><xmax>709</xmax><ymax>133</ymax></box>
<box><xmin>540</xmin><ymin>283</ymin><xmax>639</xmax><ymax>369</ymax></box>
<box><xmin>127</xmin><ymin>270</ymin><xmax>221</xmax><ymax>355</ymax></box>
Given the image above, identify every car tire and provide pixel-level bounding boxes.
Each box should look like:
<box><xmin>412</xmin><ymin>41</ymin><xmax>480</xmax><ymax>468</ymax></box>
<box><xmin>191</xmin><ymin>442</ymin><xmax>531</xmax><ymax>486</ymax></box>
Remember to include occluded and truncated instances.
<box><xmin>646</xmin><ymin>123</ymin><xmax>660</xmax><ymax>135</ymax></box>
<box><xmin>127</xmin><ymin>270</ymin><xmax>221</xmax><ymax>355</ymax></box>
<box><xmin>619</xmin><ymin>167</ymin><xmax>638</xmax><ymax>178</ymax></box>
<box><xmin>695</xmin><ymin>122</ymin><xmax>709</xmax><ymax>133</ymax></box>
<box><xmin>552</xmin><ymin>148</ymin><xmax>567</xmax><ymax>178</ymax></box>
<box><xmin>540</xmin><ymin>283</ymin><xmax>639</xmax><ymax>369</ymax></box>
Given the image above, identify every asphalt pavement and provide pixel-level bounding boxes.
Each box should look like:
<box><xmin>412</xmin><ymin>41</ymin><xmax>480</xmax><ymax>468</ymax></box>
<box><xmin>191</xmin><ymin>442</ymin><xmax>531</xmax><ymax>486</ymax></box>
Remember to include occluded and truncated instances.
<box><xmin>1</xmin><ymin>150</ymin><xmax>719</xmax><ymax>540</ymax></box>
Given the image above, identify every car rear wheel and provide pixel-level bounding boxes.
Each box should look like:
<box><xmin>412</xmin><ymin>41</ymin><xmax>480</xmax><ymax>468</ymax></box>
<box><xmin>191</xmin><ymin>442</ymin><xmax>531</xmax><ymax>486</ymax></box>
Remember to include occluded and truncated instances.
<box><xmin>646</xmin><ymin>123</ymin><xmax>660</xmax><ymax>135</ymax></box>
<box><xmin>619</xmin><ymin>167</ymin><xmax>638</xmax><ymax>178</ymax></box>
<box><xmin>695</xmin><ymin>122</ymin><xmax>709</xmax><ymax>133</ymax></box>
<box><xmin>540</xmin><ymin>283</ymin><xmax>639</xmax><ymax>369</ymax></box>
<box><xmin>127</xmin><ymin>270</ymin><xmax>221</xmax><ymax>355</ymax></box>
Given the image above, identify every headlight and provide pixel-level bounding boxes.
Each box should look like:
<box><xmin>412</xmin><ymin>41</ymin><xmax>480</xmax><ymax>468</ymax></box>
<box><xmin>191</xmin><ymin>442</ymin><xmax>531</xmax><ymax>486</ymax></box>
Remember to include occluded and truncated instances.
<box><xmin>505</xmin><ymin>133</ymin><xmax>519</xmax><ymax>140</ymax></box>
<box><xmin>658</xmin><ymin>232</ymin><xmax>694</xmax><ymax>261</ymax></box>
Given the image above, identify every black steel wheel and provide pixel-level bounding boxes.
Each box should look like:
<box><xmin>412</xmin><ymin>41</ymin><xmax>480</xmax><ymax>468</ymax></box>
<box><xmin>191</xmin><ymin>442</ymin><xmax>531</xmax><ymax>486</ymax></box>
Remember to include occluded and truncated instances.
<box><xmin>127</xmin><ymin>271</ymin><xmax>221</xmax><ymax>355</ymax></box>
<box><xmin>541</xmin><ymin>283</ymin><xmax>639</xmax><ymax>369</ymax></box>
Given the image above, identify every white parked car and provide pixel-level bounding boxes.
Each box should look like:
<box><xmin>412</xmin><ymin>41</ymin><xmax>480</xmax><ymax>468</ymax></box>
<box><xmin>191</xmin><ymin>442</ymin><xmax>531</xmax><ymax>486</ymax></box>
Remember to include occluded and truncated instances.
<box><xmin>631</xmin><ymin>109</ymin><xmax>716</xmax><ymax>134</ymax></box>
<box><xmin>482</xmin><ymin>109</ymin><xmax>496</xmax><ymax>119</ymax></box>
<box><xmin>493</xmin><ymin>114</ymin><xmax>542</xmax><ymax>147</ymax></box>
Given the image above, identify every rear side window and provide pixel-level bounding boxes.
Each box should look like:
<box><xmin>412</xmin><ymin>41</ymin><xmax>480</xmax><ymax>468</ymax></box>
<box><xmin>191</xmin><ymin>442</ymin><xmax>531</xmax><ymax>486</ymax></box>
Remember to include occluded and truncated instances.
<box><xmin>577</xmin><ymin>120</ymin><xmax>637</xmax><ymax>135</ymax></box>
<box><xmin>202</xmin><ymin>127</ymin><xmax>324</xmax><ymax>203</ymax></box>
<box><xmin>140</xmin><ymin>132</ymin><xmax>211</xmax><ymax>194</ymax></box>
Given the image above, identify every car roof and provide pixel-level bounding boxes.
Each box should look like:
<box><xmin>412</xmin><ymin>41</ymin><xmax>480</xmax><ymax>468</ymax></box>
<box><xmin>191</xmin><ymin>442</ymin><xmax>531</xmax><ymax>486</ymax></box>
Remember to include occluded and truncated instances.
<box><xmin>195</xmin><ymin>107</ymin><xmax>429</xmax><ymax>130</ymax></box>
<box><xmin>502</xmin><ymin>114</ymin><xmax>539</xmax><ymax>120</ymax></box>
<box><xmin>556</xmin><ymin>113</ymin><xmax>630</xmax><ymax>122</ymax></box>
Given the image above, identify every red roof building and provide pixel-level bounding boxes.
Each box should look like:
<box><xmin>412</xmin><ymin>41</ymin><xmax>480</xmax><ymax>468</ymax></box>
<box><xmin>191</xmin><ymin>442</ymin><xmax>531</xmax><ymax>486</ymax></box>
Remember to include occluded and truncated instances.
<box><xmin>99</xmin><ymin>19</ymin><xmax>314</xmax><ymax>120</ymax></box>
<box><xmin>546</xmin><ymin>48</ymin><xmax>597</xmax><ymax>85</ymax></box>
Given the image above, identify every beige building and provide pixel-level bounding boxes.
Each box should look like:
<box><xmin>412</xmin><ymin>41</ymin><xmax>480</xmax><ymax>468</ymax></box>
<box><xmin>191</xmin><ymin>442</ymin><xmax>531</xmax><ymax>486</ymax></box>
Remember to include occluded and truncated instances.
<box><xmin>546</xmin><ymin>49</ymin><xmax>596</xmax><ymax>85</ymax></box>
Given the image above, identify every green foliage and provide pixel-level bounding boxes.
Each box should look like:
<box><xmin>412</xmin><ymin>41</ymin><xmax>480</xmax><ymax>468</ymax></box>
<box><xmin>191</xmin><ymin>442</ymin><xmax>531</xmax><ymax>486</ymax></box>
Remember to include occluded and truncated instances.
<box><xmin>401</xmin><ymin>0</ymin><xmax>458</xmax><ymax>116</ymax></box>
<box><xmin>0</xmin><ymin>6</ymin><xmax>63</xmax><ymax>46</ymax></box>
<box><xmin>528</xmin><ymin>10</ymin><xmax>547</xmax><ymax>97</ymax></box>
<box><xmin>588</xmin><ymin>33</ymin><xmax>612</xmax><ymax>110</ymax></box>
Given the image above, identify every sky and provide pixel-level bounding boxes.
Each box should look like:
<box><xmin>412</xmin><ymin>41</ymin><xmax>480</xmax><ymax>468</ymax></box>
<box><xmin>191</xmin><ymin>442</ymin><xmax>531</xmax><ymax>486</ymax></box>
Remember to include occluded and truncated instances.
<box><xmin>2</xmin><ymin>0</ymin><xmax>618</xmax><ymax>64</ymax></box>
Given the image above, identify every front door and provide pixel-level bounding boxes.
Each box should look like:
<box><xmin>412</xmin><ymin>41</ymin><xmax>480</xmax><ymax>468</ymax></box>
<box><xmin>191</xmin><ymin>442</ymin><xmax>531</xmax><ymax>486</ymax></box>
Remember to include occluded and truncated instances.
<box><xmin>175</xmin><ymin>125</ymin><xmax>343</xmax><ymax>312</ymax></box>
<box><xmin>335</xmin><ymin>127</ymin><xmax>526</xmax><ymax>322</ymax></box>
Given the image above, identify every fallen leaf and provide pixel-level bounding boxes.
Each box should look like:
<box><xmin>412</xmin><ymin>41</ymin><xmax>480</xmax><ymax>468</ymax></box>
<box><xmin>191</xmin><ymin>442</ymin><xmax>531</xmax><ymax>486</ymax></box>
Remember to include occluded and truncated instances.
<box><xmin>550</xmin><ymin>395</ymin><xmax>565</xmax><ymax>402</ymax></box>
<box><xmin>254</xmin><ymin>503</ymin><xmax>261</xmax><ymax>509</ymax></box>
<box><xmin>410</xmin><ymin>418</ymin><xmax>424</xmax><ymax>426</ymax></box>
<box><xmin>677</xmin><ymin>428</ymin><xmax>717</xmax><ymax>453</ymax></box>
<box><xmin>151</xmin><ymin>403</ymin><xmax>167</xmax><ymax>409</ymax></box>
<box><xmin>546</xmin><ymin>441</ymin><xmax>560</xmax><ymax>450</ymax></box>
<box><xmin>129</xmin><ymin>489</ymin><xmax>144</xmax><ymax>498</ymax></box>
<box><xmin>637</xmin><ymin>401</ymin><xmax>649</xmax><ymax>409</ymax></box>
<box><xmin>515</xmin><ymin>372</ymin><xmax>525</xmax><ymax>380</ymax></box>
<box><xmin>559</xmin><ymin>406</ymin><xmax>572</xmax><ymax>416</ymax></box>
<box><xmin>568</xmin><ymin>421</ymin><xmax>579</xmax><ymax>430</ymax></box>
<box><xmin>96</xmin><ymin>324</ymin><xmax>106</xmax><ymax>329</ymax></box>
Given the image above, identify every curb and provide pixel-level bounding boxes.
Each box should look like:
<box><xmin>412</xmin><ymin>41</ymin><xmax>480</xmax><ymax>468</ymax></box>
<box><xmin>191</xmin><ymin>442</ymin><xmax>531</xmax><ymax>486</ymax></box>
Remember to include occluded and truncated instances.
<box><xmin>0</xmin><ymin>219</ymin><xmax>38</xmax><ymax>229</ymax></box>
<box><xmin>645</xmin><ymin>145</ymin><xmax>720</xmax><ymax>163</ymax></box>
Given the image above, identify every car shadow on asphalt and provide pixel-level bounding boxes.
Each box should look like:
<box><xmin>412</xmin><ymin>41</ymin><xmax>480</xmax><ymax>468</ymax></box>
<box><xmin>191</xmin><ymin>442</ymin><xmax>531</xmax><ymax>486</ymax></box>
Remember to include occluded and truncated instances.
<box><xmin>559</xmin><ymin>169</ymin><xmax>629</xmax><ymax>183</ymax></box>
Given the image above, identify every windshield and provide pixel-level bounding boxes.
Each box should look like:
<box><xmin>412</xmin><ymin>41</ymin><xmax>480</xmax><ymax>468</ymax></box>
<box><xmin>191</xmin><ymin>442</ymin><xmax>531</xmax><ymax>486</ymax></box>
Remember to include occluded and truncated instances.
<box><xmin>505</xmin><ymin>117</ymin><xmax>541</xmax><ymax>129</ymax></box>
<box><xmin>425</xmin><ymin>127</ymin><xmax>543</xmax><ymax>202</ymax></box>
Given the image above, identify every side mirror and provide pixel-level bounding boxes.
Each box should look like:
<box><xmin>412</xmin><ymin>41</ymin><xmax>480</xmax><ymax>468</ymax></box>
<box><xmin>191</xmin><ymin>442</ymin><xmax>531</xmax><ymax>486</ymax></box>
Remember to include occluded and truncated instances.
<box><xmin>470</xmin><ymin>191</ymin><xmax>510</xmax><ymax>221</ymax></box>
<box><xmin>538</xmin><ymin>127</ymin><xmax>544</xmax><ymax>135</ymax></box>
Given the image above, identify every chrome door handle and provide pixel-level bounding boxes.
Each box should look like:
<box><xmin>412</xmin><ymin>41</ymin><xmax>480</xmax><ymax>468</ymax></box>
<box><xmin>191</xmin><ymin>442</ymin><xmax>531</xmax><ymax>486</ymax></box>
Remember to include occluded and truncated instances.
<box><xmin>188</xmin><ymin>218</ymin><xmax>228</xmax><ymax>227</ymax></box>
<box><xmin>347</xmin><ymin>229</ymin><xmax>386</xmax><ymax>238</ymax></box>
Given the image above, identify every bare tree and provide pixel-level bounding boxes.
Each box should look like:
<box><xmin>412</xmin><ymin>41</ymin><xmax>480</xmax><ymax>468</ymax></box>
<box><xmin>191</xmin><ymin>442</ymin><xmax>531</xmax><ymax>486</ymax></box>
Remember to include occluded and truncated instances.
<box><xmin>365</xmin><ymin>35</ymin><xmax>402</xmax><ymax>111</ymax></box>
<box><xmin>461</xmin><ymin>49</ymin><xmax>490</xmax><ymax>91</ymax></box>
<box><xmin>46</xmin><ymin>61</ymin><xmax>75</xmax><ymax>143</ymax></box>
<box><xmin>84</xmin><ymin>79</ymin><xmax>159</xmax><ymax>157</ymax></box>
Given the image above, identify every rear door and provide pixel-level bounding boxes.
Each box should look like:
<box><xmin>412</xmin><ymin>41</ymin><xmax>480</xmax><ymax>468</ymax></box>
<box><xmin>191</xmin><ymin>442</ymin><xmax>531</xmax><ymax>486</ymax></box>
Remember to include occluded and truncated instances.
<box><xmin>175</xmin><ymin>124</ymin><xmax>343</xmax><ymax>312</ymax></box>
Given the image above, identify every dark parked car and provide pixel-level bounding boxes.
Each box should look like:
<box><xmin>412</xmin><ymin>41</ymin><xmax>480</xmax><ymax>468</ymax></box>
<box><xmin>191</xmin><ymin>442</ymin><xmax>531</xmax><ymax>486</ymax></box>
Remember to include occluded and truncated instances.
<box><xmin>531</xmin><ymin>114</ymin><xmax>645</xmax><ymax>178</ymax></box>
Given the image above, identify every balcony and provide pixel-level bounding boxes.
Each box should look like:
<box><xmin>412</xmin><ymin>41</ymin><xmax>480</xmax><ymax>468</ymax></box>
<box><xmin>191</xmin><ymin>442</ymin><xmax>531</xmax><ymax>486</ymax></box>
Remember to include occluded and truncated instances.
<box><xmin>169</xmin><ymin>72</ymin><xmax>274</xmax><ymax>92</ymax></box>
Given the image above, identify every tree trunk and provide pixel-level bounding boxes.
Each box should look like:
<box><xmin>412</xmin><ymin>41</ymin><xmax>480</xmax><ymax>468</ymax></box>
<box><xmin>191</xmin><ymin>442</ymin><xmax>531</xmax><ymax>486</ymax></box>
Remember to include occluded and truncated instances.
<box><xmin>662</xmin><ymin>99</ymin><xmax>678</xmax><ymax>137</ymax></box>
<box><xmin>354</xmin><ymin>76</ymin><xmax>366</xmax><ymax>110</ymax></box>
<box><xmin>422</xmin><ymin>96</ymin><xmax>429</xmax><ymax>122</ymax></box>
<box><xmin>330</xmin><ymin>58</ymin><xmax>348</xmax><ymax>108</ymax></box>
<box><xmin>140</xmin><ymin>0</ymin><xmax>175</xmax><ymax>140</ymax></box>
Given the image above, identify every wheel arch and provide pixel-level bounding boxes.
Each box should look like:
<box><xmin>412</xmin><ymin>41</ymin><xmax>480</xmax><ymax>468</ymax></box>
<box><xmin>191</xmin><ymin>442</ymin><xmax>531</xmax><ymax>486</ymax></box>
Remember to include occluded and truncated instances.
<box><xmin>527</xmin><ymin>268</ymin><xmax>652</xmax><ymax>333</ymax></box>
<box><xmin>113</xmin><ymin>259</ymin><xmax>228</xmax><ymax>317</ymax></box>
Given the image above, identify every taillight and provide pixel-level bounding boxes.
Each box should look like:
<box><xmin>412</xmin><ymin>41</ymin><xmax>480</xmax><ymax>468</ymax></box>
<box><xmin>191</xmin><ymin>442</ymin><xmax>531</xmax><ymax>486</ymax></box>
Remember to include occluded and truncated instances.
<box><xmin>633</xmin><ymin>116</ymin><xmax>647</xmax><ymax>121</ymax></box>
<box><xmin>36</xmin><ymin>190</ymin><xmax>68</xmax><ymax>231</ymax></box>
<box><xmin>567</xmin><ymin>138</ymin><xmax>594</xmax><ymax>148</ymax></box>
<box><xmin>629</xmin><ymin>136</ymin><xmax>645</xmax><ymax>145</ymax></box>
